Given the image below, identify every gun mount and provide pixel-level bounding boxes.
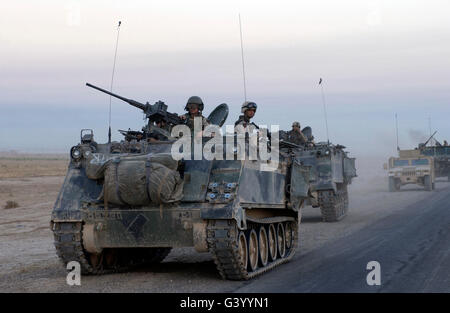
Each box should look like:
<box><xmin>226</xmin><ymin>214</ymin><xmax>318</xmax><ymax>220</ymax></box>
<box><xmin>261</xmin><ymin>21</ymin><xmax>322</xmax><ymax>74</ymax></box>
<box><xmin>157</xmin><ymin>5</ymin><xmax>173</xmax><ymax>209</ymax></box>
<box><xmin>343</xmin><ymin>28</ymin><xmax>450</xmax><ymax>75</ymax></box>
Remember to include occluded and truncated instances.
<box><xmin>419</xmin><ymin>131</ymin><xmax>438</xmax><ymax>148</ymax></box>
<box><xmin>86</xmin><ymin>83</ymin><xmax>182</xmax><ymax>126</ymax></box>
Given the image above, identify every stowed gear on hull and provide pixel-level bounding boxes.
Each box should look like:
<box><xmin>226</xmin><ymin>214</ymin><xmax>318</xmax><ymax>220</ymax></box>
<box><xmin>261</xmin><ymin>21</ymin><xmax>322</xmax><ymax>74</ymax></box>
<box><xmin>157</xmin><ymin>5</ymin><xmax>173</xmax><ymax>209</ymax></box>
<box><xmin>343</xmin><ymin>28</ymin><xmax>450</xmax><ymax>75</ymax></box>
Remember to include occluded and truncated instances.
<box><xmin>51</xmin><ymin>103</ymin><xmax>311</xmax><ymax>280</ymax></box>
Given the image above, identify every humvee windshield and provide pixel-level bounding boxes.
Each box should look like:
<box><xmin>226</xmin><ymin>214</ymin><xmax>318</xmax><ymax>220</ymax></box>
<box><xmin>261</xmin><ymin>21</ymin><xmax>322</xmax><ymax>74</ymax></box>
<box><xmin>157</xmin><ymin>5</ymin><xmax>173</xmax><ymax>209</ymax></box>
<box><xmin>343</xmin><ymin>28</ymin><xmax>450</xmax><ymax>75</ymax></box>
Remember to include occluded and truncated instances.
<box><xmin>393</xmin><ymin>160</ymin><xmax>409</xmax><ymax>167</ymax></box>
<box><xmin>411</xmin><ymin>159</ymin><xmax>429</xmax><ymax>166</ymax></box>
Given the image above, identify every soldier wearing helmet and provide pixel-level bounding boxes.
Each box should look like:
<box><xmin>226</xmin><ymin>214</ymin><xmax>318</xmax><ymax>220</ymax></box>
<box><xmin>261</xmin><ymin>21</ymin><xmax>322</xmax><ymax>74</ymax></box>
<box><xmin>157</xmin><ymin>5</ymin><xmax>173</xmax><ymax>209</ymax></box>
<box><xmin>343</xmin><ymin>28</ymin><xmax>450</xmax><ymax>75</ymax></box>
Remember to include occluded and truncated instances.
<box><xmin>180</xmin><ymin>96</ymin><xmax>210</xmax><ymax>131</ymax></box>
<box><xmin>234</xmin><ymin>101</ymin><xmax>259</xmax><ymax>129</ymax></box>
<box><xmin>286</xmin><ymin>121</ymin><xmax>307</xmax><ymax>145</ymax></box>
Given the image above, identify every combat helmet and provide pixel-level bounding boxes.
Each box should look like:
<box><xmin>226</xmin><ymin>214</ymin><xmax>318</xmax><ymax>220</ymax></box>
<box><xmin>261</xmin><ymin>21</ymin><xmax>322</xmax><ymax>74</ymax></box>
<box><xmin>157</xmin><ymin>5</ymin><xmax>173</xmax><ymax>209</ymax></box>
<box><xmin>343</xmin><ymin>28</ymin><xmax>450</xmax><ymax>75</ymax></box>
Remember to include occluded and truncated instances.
<box><xmin>292</xmin><ymin>121</ymin><xmax>301</xmax><ymax>128</ymax></box>
<box><xmin>241</xmin><ymin>101</ymin><xmax>257</xmax><ymax>113</ymax></box>
<box><xmin>185</xmin><ymin>96</ymin><xmax>204</xmax><ymax>111</ymax></box>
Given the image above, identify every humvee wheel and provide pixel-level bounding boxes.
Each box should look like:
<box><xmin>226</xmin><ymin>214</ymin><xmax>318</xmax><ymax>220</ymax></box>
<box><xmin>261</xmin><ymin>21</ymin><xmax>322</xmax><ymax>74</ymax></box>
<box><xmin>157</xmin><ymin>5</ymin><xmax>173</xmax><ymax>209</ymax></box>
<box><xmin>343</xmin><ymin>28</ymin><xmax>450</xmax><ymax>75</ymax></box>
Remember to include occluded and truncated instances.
<box><xmin>424</xmin><ymin>175</ymin><xmax>432</xmax><ymax>191</ymax></box>
<box><xmin>277</xmin><ymin>223</ymin><xmax>286</xmax><ymax>258</ymax></box>
<box><xmin>388</xmin><ymin>177</ymin><xmax>396</xmax><ymax>192</ymax></box>
<box><xmin>258</xmin><ymin>226</ymin><xmax>269</xmax><ymax>267</ymax></box>
<box><xmin>268</xmin><ymin>224</ymin><xmax>277</xmax><ymax>262</ymax></box>
<box><xmin>248</xmin><ymin>229</ymin><xmax>259</xmax><ymax>271</ymax></box>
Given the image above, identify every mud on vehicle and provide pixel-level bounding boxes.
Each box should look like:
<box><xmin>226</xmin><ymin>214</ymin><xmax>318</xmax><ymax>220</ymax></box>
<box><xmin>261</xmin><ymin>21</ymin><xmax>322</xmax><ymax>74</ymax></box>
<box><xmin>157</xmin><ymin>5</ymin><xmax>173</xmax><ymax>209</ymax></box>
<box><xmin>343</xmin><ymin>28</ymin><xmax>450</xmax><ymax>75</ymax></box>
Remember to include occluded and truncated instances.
<box><xmin>385</xmin><ymin>149</ymin><xmax>435</xmax><ymax>192</ymax></box>
<box><xmin>50</xmin><ymin>86</ymin><xmax>312</xmax><ymax>280</ymax></box>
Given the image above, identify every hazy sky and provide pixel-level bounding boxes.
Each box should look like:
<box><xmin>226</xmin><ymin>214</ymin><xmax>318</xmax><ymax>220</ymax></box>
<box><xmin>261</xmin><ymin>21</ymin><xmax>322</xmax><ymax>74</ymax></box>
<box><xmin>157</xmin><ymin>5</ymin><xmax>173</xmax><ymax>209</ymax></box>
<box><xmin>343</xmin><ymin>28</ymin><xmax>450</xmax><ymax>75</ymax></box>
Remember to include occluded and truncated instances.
<box><xmin>1</xmin><ymin>0</ymin><xmax>450</xmax><ymax>156</ymax></box>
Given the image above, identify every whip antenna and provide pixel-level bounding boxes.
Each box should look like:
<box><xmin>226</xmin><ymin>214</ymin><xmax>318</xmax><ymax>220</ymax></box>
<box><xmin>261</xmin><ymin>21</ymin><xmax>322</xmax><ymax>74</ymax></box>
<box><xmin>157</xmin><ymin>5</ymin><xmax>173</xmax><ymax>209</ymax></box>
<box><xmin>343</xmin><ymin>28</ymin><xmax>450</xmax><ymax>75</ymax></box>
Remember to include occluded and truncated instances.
<box><xmin>108</xmin><ymin>21</ymin><xmax>122</xmax><ymax>143</ymax></box>
<box><xmin>319</xmin><ymin>78</ymin><xmax>330</xmax><ymax>143</ymax></box>
<box><xmin>395</xmin><ymin>113</ymin><xmax>400</xmax><ymax>151</ymax></box>
<box><xmin>428</xmin><ymin>116</ymin><xmax>432</xmax><ymax>146</ymax></box>
<box><xmin>238</xmin><ymin>14</ymin><xmax>247</xmax><ymax>102</ymax></box>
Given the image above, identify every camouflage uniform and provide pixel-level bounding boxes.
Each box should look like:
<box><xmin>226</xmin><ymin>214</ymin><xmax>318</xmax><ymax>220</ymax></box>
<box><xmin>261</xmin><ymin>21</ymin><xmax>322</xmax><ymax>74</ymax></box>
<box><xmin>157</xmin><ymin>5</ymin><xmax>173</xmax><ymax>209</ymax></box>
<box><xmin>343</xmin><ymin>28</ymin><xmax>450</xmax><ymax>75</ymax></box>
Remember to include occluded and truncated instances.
<box><xmin>234</xmin><ymin>101</ymin><xmax>259</xmax><ymax>130</ymax></box>
<box><xmin>182</xmin><ymin>113</ymin><xmax>210</xmax><ymax>131</ymax></box>
<box><xmin>286</xmin><ymin>129</ymin><xmax>307</xmax><ymax>145</ymax></box>
<box><xmin>234</xmin><ymin>115</ymin><xmax>259</xmax><ymax>129</ymax></box>
<box><xmin>183</xmin><ymin>96</ymin><xmax>209</xmax><ymax>133</ymax></box>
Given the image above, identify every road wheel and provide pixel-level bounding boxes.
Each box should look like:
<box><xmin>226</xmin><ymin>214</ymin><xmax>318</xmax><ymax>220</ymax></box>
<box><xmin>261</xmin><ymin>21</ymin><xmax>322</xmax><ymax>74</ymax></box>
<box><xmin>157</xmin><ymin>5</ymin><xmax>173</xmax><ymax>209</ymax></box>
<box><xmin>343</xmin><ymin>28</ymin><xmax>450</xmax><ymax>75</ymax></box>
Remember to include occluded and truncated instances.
<box><xmin>247</xmin><ymin>229</ymin><xmax>259</xmax><ymax>272</ymax></box>
<box><xmin>88</xmin><ymin>249</ymin><xmax>120</xmax><ymax>272</ymax></box>
<box><xmin>268</xmin><ymin>224</ymin><xmax>277</xmax><ymax>262</ymax></box>
<box><xmin>237</xmin><ymin>231</ymin><xmax>248</xmax><ymax>270</ymax></box>
<box><xmin>277</xmin><ymin>223</ymin><xmax>286</xmax><ymax>258</ymax></box>
<box><xmin>285</xmin><ymin>222</ymin><xmax>293</xmax><ymax>250</ymax></box>
<box><xmin>258</xmin><ymin>226</ymin><xmax>269</xmax><ymax>267</ymax></box>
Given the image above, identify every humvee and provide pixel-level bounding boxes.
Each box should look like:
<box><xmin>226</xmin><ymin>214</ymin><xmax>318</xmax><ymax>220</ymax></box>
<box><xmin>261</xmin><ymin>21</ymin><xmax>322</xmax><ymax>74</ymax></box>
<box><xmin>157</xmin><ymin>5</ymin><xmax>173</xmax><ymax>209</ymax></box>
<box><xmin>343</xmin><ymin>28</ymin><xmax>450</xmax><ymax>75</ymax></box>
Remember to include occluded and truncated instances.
<box><xmin>385</xmin><ymin>149</ymin><xmax>435</xmax><ymax>191</ymax></box>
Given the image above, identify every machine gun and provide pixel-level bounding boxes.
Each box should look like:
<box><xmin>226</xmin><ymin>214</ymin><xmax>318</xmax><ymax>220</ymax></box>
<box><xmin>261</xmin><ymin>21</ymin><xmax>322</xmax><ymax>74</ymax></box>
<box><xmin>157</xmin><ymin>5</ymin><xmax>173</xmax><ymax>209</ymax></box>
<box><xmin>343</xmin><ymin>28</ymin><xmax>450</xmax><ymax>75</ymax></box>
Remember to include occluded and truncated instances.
<box><xmin>419</xmin><ymin>131</ymin><xmax>438</xmax><ymax>149</ymax></box>
<box><xmin>86</xmin><ymin>83</ymin><xmax>183</xmax><ymax>126</ymax></box>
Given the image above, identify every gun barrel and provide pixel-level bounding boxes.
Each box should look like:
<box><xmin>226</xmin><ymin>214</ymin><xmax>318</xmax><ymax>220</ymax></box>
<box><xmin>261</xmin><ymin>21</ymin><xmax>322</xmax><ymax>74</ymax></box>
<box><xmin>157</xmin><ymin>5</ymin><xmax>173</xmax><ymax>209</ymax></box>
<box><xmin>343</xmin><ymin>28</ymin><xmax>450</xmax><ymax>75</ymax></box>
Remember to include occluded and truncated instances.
<box><xmin>86</xmin><ymin>83</ymin><xmax>146</xmax><ymax>111</ymax></box>
<box><xmin>424</xmin><ymin>130</ymin><xmax>438</xmax><ymax>146</ymax></box>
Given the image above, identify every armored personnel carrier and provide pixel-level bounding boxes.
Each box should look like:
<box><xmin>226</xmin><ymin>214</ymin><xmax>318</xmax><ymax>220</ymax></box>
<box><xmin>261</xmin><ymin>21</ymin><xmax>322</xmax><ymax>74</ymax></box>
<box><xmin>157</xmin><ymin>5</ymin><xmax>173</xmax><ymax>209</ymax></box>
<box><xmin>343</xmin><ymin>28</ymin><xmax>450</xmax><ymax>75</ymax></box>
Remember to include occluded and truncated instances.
<box><xmin>50</xmin><ymin>84</ymin><xmax>311</xmax><ymax>280</ymax></box>
<box><xmin>417</xmin><ymin>132</ymin><xmax>450</xmax><ymax>181</ymax></box>
<box><xmin>283</xmin><ymin>128</ymin><xmax>357</xmax><ymax>222</ymax></box>
<box><xmin>385</xmin><ymin>149</ymin><xmax>435</xmax><ymax>191</ymax></box>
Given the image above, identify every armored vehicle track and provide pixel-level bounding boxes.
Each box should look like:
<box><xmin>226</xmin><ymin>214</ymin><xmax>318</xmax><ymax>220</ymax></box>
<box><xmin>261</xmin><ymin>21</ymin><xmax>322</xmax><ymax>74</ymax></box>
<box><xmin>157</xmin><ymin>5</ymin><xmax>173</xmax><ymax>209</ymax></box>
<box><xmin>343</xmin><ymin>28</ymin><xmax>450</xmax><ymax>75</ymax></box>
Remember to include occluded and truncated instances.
<box><xmin>206</xmin><ymin>217</ymin><xmax>298</xmax><ymax>280</ymax></box>
<box><xmin>318</xmin><ymin>184</ymin><xmax>349</xmax><ymax>222</ymax></box>
<box><xmin>52</xmin><ymin>222</ymin><xmax>171</xmax><ymax>274</ymax></box>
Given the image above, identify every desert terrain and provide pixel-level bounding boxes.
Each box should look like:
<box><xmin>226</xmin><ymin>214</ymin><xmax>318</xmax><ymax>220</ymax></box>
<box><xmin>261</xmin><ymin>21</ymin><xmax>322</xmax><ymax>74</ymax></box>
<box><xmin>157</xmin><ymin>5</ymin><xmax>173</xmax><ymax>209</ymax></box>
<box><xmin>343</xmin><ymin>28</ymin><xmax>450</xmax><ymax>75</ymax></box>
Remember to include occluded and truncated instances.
<box><xmin>0</xmin><ymin>154</ymin><xmax>448</xmax><ymax>292</ymax></box>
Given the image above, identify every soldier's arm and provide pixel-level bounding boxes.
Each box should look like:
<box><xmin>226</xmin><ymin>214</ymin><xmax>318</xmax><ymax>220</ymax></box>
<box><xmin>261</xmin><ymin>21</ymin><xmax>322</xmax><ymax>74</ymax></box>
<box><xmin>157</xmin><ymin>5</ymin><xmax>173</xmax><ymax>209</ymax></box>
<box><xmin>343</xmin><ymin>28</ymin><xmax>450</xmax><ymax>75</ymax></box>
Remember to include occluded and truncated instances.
<box><xmin>299</xmin><ymin>131</ymin><xmax>308</xmax><ymax>143</ymax></box>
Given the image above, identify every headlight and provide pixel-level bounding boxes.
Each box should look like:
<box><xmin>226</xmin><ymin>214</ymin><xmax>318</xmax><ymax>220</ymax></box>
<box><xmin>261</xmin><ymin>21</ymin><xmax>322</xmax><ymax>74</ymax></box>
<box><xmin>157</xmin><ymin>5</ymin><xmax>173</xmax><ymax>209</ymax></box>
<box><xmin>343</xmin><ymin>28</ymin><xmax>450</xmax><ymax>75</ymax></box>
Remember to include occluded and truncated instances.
<box><xmin>71</xmin><ymin>146</ymin><xmax>82</xmax><ymax>160</ymax></box>
<box><xmin>325</xmin><ymin>149</ymin><xmax>331</xmax><ymax>156</ymax></box>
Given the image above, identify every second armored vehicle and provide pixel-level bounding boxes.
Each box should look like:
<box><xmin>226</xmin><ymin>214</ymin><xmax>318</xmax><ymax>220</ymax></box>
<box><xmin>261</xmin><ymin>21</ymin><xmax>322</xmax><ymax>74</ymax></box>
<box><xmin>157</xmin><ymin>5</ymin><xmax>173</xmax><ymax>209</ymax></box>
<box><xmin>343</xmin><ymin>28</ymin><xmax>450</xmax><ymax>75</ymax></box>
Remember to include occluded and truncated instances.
<box><xmin>418</xmin><ymin>132</ymin><xmax>450</xmax><ymax>181</ymax></box>
<box><xmin>282</xmin><ymin>128</ymin><xmax>357</xmax><ymax>222</ymax></box>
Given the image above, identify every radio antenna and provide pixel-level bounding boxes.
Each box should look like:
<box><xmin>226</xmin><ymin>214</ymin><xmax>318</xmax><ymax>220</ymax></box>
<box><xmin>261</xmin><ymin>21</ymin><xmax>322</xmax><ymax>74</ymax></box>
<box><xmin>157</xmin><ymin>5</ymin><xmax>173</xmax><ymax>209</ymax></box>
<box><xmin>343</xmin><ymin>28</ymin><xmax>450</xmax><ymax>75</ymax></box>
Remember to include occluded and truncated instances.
<box><xmin>395</xmin><ymin>113</ymin><xmax>400</xmax><ymax>151</ymax></box>
<box><xmin>428</xmin><ymin>116</ymin><xmax>432</xmax><ymax>146</ymax></box>
<box><xmin>319</xmin><ymin>78</ymin><xmax>330</xmax><ymax>144</ymax></box>
<box><xmin>238</xmin><ymin>14</ymin><xmax>247</xmax><ymax>102</ymax></box>
<box><xmin>108</xmin><ymin>21</ymin><xmax>122</xmax><ymax>143</ymax></box>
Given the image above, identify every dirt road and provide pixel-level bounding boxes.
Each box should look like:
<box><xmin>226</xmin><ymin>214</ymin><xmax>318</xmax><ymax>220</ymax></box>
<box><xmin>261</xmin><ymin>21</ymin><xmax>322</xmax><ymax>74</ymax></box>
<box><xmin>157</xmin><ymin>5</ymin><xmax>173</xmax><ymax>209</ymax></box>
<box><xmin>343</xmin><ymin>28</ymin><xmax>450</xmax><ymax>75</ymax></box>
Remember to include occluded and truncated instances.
<box><xmin>0</xmin><ymin>157</ymin><xmax>447</xmax><ymax>292</ymax></box>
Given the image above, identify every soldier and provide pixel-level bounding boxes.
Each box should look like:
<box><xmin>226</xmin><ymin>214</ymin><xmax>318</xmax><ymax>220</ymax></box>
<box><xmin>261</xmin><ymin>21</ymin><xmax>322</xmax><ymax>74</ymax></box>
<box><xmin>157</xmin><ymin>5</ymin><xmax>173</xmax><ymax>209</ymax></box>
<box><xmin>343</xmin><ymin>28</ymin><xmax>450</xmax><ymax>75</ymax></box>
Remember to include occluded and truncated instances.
<box><xmin>234</xmin><ymin>101</ymin><xmax>259</xmax><ymax>129</ymax></box>
<box><xmin>286</xmin><ymin>121</ymin><xmax>307</xmax><ymax>145</ymax></box>
<box><xmin>180</xmin><ymin>96</ymin><xmax>209</xmax><ymax>132</ymax></box>
<box><xmin>147</xmin><ymin>118</ymin><xmax>170</xmax><ymax>142</ymax></box>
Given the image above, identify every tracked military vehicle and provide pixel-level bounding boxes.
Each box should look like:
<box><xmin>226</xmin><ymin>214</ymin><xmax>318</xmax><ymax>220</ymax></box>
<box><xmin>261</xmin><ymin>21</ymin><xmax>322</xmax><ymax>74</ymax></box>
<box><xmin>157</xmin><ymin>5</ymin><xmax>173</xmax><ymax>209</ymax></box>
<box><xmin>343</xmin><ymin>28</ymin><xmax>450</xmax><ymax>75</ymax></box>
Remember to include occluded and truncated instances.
<box><xmin>282</xmin><ymin>128</ymin><xmax>357</xmax><ymax>222</ymax></box>
<box><xmin>417</xmin><ymin>132</ymin><xmax>450</xmax><ymax>181</ymax></box>
<box><xmin>50</xmin><ymin>84</ymin><xmax>311</xmax><ymax>280</ymax></box>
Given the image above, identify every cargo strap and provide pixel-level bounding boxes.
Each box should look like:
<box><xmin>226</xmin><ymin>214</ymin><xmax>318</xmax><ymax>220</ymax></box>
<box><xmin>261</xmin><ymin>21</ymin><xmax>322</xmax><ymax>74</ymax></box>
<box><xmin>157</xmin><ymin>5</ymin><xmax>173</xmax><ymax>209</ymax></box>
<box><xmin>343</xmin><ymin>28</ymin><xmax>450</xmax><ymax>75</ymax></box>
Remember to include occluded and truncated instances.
<box><xmin>145</xmin><ymin>158</ymin><xmax>152</xmax><ymax>203</ymax></box>
<box><xmin>113</xmin><ymin>158</ymin><xmax>127</xmax><ymax>205</ymax></box>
